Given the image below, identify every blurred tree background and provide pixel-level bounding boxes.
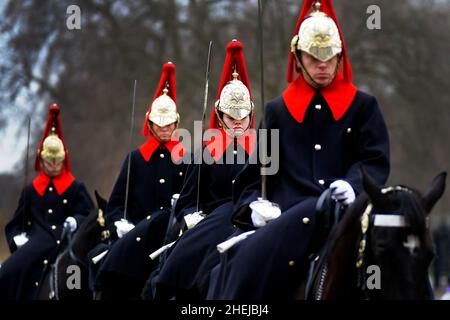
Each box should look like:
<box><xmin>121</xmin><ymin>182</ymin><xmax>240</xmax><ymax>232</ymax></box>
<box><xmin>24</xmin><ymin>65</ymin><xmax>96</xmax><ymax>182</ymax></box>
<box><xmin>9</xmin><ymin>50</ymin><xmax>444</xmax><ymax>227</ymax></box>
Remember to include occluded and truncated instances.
<box><xmin>1</xmin><ymin>0</ymin><xmax>449</xmax><ymax>285</ymax></box>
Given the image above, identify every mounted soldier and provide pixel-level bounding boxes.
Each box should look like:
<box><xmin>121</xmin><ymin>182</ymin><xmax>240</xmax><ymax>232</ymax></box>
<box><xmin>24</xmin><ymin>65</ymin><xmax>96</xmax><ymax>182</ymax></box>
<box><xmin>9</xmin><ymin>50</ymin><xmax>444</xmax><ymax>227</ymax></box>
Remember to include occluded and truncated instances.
<box><xmin>150</xmin><ymin>39</ymin><xmax>256</xmax><ymax>300</ymax></box>
<box><xmin>208</xmin><ymin>0</ymin><xmax>390</xmax><ymax>299</ymax></box>
<box><xmin>0</xmin><ymin>104</ymin><xmax>94</xmax><ymax>300</ymax></box>
<box><xmin>90</xmin><ymin>62</ymin><xmax>187</xmax><ymax>299</ymax></box>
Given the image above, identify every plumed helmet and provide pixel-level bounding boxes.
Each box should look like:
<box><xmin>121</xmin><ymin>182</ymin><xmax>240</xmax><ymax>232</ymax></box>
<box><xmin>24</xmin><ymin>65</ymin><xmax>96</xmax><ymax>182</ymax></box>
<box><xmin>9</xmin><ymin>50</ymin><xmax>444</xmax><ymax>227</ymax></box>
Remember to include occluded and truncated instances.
<box><xmin>287</xmin><ymin>0</ymin><xmax>353</xmax><ymax>84</ymax></box>
<box><xmin>210</xmin><ymin>39</ymin><xmax>254</xmax><ymax>130</ymax></box>
<box><xmin>35</xmin><ymin>104</ymin><xmax>70</xmax><ymax>171</ymax></box>
<box><xmin>292</xmin><ymin>1</ymin><xmax>342</xmax><ymax>62</ymax></box>
<box><xmin>143</xmin><ymin>62</ymin><xmax>179</xmax><ymax>135</ymax></box>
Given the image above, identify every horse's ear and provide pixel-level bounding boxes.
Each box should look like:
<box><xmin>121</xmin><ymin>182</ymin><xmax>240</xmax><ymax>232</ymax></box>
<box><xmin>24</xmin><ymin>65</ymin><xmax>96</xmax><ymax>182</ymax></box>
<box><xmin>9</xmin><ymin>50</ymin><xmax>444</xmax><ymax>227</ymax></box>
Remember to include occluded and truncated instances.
<box><xmin>361</xmin><ymin>167</ymin><xmax>383</xmax><ymax>203</ymax></box>
<box><xmin>422</xmin><ymin>172</ymin><xmax>446</xmax><ymax>213</ymax></box>
<box><xmin>94</xmin><ymin>190</ymin><xmax>107</xmax><ymax>212</ymax></box>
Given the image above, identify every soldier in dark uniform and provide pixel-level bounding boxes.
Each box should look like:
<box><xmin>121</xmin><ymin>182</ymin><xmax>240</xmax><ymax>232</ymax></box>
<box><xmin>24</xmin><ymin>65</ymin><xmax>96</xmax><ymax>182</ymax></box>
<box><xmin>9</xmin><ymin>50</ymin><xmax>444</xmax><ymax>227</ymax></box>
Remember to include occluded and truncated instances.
<box><xmin>208</xmin><ymin>0</ymin><xmax>390</xmax><ymax>299</ymax></box>
<box><xmin>150</xmin><ymin>40</ymin><xmax>256</xmax><ymax>300</ymax></box>
<box><xmin>0</xmin><ymin>104</ymin><xmax>94</xmax><ymax>300</ymax></box>
<box><xmin>91</xmin><ymin>62</ymin><xmax>187</xmax><ymax>299</ymax></box>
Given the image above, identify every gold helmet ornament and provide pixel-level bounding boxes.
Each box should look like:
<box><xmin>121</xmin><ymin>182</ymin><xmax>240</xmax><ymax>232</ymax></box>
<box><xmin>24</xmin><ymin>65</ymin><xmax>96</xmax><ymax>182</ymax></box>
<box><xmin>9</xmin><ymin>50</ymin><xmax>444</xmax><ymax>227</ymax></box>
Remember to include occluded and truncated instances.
<box><xmin>291</xmin><ymin>1</ymin><xmax>342</xmax><ymax>62</ymax></box>
<box><xmin>215</xmin><ymin>70</ymin><xmax>253</xmax><ymax>122</ymax></box>
<box><xmin>209</xmin><ymin>39</ymin><xmax>254</xmax><ymax>131</ymax></box>
<box><xmin>143</xmin><ymin>62</ymin><xmax>179</xmax><ymax>136</ymax></box>
<box><xmin>148</xmin><ymin>86</ymin><xmax>179</xmax><ymax>127</ymax></box>
<box><xmin>40</xmin><ymin>132</ymin><xmax>65</xmax><ymax>164</ymax></box>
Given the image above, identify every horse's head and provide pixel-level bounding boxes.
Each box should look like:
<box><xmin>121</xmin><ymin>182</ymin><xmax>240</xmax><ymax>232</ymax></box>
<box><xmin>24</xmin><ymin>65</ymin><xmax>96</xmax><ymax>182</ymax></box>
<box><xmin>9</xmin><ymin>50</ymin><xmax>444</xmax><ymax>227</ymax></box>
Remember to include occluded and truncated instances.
<box><xmin>70</xmin><ymin>191</ymin><xmax>110</xmax><ymax>261</ymax></box>
<box><xmin>313</xmin><ymin>170</ymin><xmax>447</xmax><ymax>300</ymax></box>
<box><xmin>357</xmin><ymin>169</ymin><xmax>447</xmax><ymax>299</ymax></box>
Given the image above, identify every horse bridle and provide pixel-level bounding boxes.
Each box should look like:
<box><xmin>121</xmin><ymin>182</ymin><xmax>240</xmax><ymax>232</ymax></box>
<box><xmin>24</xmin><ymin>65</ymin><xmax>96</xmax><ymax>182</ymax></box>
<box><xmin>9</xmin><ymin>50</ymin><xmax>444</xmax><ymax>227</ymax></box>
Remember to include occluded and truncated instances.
<box><xmin>355</xmin><ymin>185</ymin><xmax>412</xmax><ymax>299</ymax></box>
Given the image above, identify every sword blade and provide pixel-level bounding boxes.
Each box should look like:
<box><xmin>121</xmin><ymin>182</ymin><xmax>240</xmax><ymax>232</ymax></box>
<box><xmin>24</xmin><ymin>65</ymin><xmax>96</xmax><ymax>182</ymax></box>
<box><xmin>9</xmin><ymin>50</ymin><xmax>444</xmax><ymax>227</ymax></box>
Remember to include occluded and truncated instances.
<box><xmin>124</xmin><ymin>80</ymin><xmax>137</xmax><ymax>220</ymax></box>
<box><xmin>258</xmin><ymin>0</ymin><xmax>267</xmax><ymax>200</ymax></box>
<box><xmin>196</xmin><ymin>41</ymin><xmax>213</xmax><ymax>212</ymax></box>
<box><xmin>22</xmin><ymin>115</ymin><xmax>31</xmax><ymax>232</ymax></box>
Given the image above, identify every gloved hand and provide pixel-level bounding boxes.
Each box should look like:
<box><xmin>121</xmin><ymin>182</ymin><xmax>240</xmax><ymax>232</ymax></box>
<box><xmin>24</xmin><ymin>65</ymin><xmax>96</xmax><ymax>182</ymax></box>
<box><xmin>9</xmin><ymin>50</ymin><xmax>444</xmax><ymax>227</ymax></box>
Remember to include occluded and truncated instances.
<box><xmin>250</xmin><ymin>198</ymin><xmax>281</xmax><ymax>228</ymax></box>
<box><xmin>184</xmin><ymin>211</ymin><xmax>206</xmax><ymax>229</ymax></box>
<box><xmin>330</xmin><ymin>180</ymin><xmax>356</xmax><ymax>206</ymax></box>
<box><xmin>64</xmin><ymin>216</ymin><xmax>78</xmax><ymax>233</ymax></box>
<box><xmin>13</xmin><ymin>232</ymin><xmax>29</xmax><ymax>248</ymax></box>
<box><xmin>114</xmin><ymin>218</ymin><xmax>135</xmax><ymax>238</ymax></box>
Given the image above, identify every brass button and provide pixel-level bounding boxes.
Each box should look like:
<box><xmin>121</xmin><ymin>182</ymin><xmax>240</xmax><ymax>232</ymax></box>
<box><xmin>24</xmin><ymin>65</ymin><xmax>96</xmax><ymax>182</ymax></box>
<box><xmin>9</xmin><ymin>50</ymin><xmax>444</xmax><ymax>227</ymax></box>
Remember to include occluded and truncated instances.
<box><xmin>318</xmin><ymin>179</ymin><xmax>325</xmax><ymax>185</ymax></box>
<box><xmin>48</xmin><ymin>209</ymin><xmax>53</xmax><ymax>214</ymax></box>
<box><xmin>56</xmin><ymin>240</ymin><xmax>61</xmax><ymax>245</ymax></box>
<box><xmin>35</xmin><ymin>282</ymin><xmax>39</xmax><ymax>287</ymax></box>
<box><xmin>288</xmin><ymin>260</ymin><xmax>295</xmax><ymax>267</ymax></box>
<box><xmin>48</xmin><ymin>187</ymin><xmax>53</xmax><ymax>192</ymax></box>
<box><xmin>314</xmin><ymin>144</ymin><xmax>322</xmax><ymax>151</ymax></box>
<box><xmin>302</xmin><ymin>217</ymin><xmax>310</xmax><ymax>225</ymax></box>
<box><xmin>146</xmin><ymin>215</ymin><xmax>151</xmax><ymax>220</ymax></box>
<box><xmin>63</xmin><ymin>199</ymin><xmax>68</xmax><ymax>204</ymax></box>
<box><xmin>136</xmin><ymin>237</ymin><xmax>141</xmax><ymax>242</ymax></box>
<box><xmin>159</xmin><ymin>179</ymin><xmax>165</xmax><ymax>184</ymax></box>
<box><xmin>43</xmin><ymin>259</ymin><xmax>48</xmax><ymax>265</ymax></box>
<box><xmin>51</xmin><ymin>225</ymin><xmax>56</xmax><ymax>230</ymax></box>
<box><xmin>315</xmin><ymin>104</ymin><xmax>322</xmax><ymax>110</ymax></box>
<box><xmin>347</xmin><ymin>127</ymin><xmax>352</xmax><ymax>133</ymax></box>
<box><xmin>179</xmin><ymin>171</ymin><xmax>183</xmax><ymax>176</ymax></box>
<box><xmin>160</xmin><ymin>153</ymin><xmax>165</xmax><ymax>158</ymax></box>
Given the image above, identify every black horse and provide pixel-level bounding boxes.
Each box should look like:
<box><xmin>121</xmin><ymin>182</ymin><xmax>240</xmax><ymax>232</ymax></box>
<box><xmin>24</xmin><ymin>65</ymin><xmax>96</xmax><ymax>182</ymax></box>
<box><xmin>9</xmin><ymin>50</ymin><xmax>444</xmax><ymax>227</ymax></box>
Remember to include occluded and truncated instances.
<box><xmin>36</xmin><ymin>191</ymin><xmax>109</xmax><ymax>300</ymax></box>
<box><xmin>301</xmin><ymin>170</ymin><xmax>446</xmax><ymax>300</ymax></box>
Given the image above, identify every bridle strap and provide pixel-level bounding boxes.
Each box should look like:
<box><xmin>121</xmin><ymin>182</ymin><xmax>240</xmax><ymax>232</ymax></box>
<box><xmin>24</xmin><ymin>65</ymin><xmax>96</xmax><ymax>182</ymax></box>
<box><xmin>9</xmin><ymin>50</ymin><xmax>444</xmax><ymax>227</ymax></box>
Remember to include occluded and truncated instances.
<box><xmin>373</xmin><ymin>214</ymin><xmax>408</xmax><ymax>227</ymax></box>
<box><xmin>356</xmin><ymin>202</ymin><xmax>372</xmax><ymax>299</ymax></box>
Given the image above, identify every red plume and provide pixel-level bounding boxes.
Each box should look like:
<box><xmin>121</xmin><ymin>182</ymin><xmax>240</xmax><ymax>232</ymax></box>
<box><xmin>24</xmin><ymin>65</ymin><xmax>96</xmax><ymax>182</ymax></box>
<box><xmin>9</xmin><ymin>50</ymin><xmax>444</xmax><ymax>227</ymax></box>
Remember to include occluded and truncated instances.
<box><xmin>286</xmin><ymin>0</ymin><xmax>353</xmax><ymax>84</ymax></box>
<box><xmin>209</xmin><ymin>40</ymin><xmax>254</xmax><ymax>129</ymax></box>
<box><xmin>34</xmin><ymin>104</ymin><xmax>71</xmax><ymax>172</ymax></box>
<box><xmin>142</xmin><ymin>62</ymin><xmax>177</xmax><ymax>136</ymax></box>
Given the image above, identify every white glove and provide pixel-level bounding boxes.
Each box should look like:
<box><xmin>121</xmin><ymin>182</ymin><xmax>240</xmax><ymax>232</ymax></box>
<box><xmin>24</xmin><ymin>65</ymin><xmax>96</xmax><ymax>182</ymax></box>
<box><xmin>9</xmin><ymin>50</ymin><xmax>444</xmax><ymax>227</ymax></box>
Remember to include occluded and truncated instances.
<box><xmin>330</xmin><ymin>180</ymin><xmax>356</xmax><ymax>206</ymax></box>
<box><xmin>13</xmin><ymin>232</ymin><xmax>29</xmax><ymax>248</ymax></box>
<box><xmin>64</xmin><ymin>216</ymin><xmax>78</xmax><ymax>233</ymax></box>
<box><xmin>114</xmin><ymin>218</ymin><xmax>135</xmax><ymax>238</ymax></box>
<box><xmin>250</xmin><ymin>198</ymin><xmax>281</xmax><ymax>228</ymax></box>
<box><xmin>184</xmin><ymin>211</ymin><xmax>206</xmax><ymax>229</ymax></box>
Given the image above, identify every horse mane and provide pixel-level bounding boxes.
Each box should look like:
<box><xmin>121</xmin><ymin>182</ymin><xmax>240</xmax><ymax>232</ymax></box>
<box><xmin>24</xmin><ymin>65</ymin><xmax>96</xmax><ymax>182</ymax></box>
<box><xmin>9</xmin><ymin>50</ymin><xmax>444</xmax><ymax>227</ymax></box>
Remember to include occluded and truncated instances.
<box><xmin>326</xmin><ymin>193</ymin><xmax>370</xmax><ymax>248</ymax></box>
<box><xmin>72</xmin><ymin>208</ymin><xmax>101</xmax><ymax>243</ymax></box>
<box><xmin>395</xmin><ymin>187</ymin><xmax>427</xmax><ymax>240</ymax></box>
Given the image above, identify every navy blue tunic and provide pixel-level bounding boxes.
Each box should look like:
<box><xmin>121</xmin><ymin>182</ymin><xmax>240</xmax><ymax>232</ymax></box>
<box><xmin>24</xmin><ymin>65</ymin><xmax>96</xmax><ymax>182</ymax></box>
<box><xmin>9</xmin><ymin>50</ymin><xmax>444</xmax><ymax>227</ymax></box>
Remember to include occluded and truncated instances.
<box><xmin>151</xmin><ymin>143</ymin><xmax>247</xmax><ymax>300</ymax></box>
<box><xmin>209</xmin><ymin>91</ymin><xmax>390</xmax><ymax>299</ymax></box>
<box><xmin>92</xmin><ymin>146</ymin><xmax>186</xmax><ymax>298</ymax></box>
<box><xmin>0</xmin><ymin>181</ymin><xmax>93</xmax><ymax>300</ymax></box>
<box><xmin>106</xmin><ymin>147</ymin><xmax>186</xmax><ymax>228</ymax></box>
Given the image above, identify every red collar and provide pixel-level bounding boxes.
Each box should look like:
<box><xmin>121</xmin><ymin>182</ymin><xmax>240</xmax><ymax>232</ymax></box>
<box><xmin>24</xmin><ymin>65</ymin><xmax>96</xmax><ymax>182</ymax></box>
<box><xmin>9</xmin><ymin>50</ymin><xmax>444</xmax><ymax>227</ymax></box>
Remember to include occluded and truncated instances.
<box><xmin>139</xmin><ymin>136</ymin><xmax>186</xmax><ymax>162</ymax></box>
<box><xmin>282</xmin><ymin>73</ymin><xmax>357</xmax><ymax>123</ymax></box>
<box><xmin>32</xmin><ymin>170</ymin><xmax>75</xmax><ymax>196</ymax></box>
<box><xmin>205</xmin><ymin>129</ymin><xmax>256</xmax><ymax>161</ymax></box>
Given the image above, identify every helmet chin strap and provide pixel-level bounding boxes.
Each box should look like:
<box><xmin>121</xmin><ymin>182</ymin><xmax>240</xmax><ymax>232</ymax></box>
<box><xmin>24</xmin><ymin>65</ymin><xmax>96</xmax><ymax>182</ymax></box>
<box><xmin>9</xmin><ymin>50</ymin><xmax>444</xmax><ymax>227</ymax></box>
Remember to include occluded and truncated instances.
<box><xmin>294</xmin><ymin>49</ymin><xmax>341</xmax><ymax>89</ymax></box>
<box><xmin>148</xmin><ymin>120</ymin><xmax>177</xmax><ymax>143</ymax></box>
<box><xmin>216</xmin><ymin>109</ymin><xmax>251</xmax><ymax>138</ymax></box>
